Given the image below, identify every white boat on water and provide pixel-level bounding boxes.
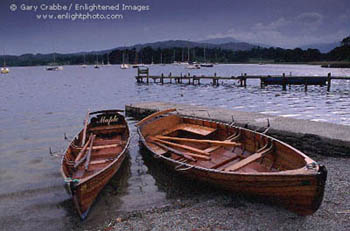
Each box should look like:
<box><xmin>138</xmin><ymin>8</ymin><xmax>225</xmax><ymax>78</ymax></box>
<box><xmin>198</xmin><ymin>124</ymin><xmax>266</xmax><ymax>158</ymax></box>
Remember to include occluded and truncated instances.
<box><xmin>1</xmin><ymin>51</ymin><xmax>10</xmax><ymax>74</ymax></box>
<box><xmin>1</xmin><ymin>67</ymin><xmax>9</xmax><ymax>74</ymax></box>
<box><xmin>120</xmin><ymin>51</ymin><xmax>129</xmax><ymax>69</ymax></box>
<box><xmin>200</xmin><ymin>63</ymin><xmax>214</xmax><ymax>67</ymax></box>
<box><xmin>120</xmin><ymin>63</ymin><xmax>129</xmax><ymax>69</ymax></box>
<box><xmin>46</xmin><ymin>53</ymin><xmax>63</xmax><ymax>71</ymax></box>
<box><xmin>186</xmin><ymin>64</ymin><xmax>200</xmax><ymax>69</ymax></box>
<box><xmin>46</xmin><ymin>65</ymin><xmax>63</xmax><ymax>71</ymax></box>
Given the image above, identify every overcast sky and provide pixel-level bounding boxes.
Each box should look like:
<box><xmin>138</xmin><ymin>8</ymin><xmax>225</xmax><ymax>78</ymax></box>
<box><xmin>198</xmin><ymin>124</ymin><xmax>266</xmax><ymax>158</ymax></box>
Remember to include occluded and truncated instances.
<box><xmin>1</xmin><ymin>0</ymin><xmax>349</xmax><ymax>55</ymax></box>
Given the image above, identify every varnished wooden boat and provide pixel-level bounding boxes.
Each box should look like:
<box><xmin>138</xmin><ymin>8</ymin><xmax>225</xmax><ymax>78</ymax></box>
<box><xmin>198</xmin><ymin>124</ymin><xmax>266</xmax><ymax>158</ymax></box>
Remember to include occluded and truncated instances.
<box><xmin>61</xmin><ymin>110</ymin><xmax>130</xmax><ymax>219</ymax></box>
<box><xmin>137</xmin><ymin>109</ymin><xmax>327</xmax><ymax>215</ymax></box>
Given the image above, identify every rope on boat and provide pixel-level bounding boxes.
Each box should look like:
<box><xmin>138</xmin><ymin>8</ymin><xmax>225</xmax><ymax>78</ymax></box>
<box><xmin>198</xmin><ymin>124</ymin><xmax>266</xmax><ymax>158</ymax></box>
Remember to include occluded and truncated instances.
<box><xmin>49</xmin><ymin>147</ymin><xmax>65</xmax><ymax>157</ymax></box>
<box><xmin>64</xmin><ymin>177</ymin><xmax>80</xmax><ymax>183</ymax></box>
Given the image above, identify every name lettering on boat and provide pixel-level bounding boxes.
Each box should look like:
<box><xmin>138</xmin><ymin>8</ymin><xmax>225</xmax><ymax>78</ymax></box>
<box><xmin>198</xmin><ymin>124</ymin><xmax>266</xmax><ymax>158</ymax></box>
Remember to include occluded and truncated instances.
<box><xmin>97</xmin><ymin>115</ymin><xmax>119</xmax><ymax>126</ymax></box>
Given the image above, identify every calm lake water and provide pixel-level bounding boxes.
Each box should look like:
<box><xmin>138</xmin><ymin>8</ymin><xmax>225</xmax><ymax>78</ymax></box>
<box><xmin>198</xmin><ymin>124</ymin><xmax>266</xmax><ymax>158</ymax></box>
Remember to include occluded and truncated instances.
<box><xmin>0</xmin><ymin>64</ymin><xmax>349</xmax><ymax>230</ymax></box>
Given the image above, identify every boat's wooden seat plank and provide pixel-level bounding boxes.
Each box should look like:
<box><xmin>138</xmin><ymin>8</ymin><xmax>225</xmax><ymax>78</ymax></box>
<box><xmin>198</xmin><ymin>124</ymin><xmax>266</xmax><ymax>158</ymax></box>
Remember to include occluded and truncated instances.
<box><xmin>211</xmin><ymin>154</ymin><xmax>242</xmax><ymax>169</ymax></box>
<box><xmin>91</xmin><ymin>146</ymin><xmax>122</xmax><ymax>157</ymax></box>
<box><xmin>93</xmin><ymin>135</ymin><xmax>122</xmax><ymax>145</ymax></box>
<box><xmin>89</xmin><ymin>124</ymin><xmax>126</xmax><ymax>132</ymax></box>
<box><xmin>195</xmin><ymin>148</ymin><xmax>238</xmax><ymax>169</ymax></box>
<box><xmin>224</xmin><ymin>146</ymin><xmax>273</xmax><ymax>172</ymax></box>
<box><xmin>162</xmin><ymin>123</ymin><xmax>216</xmax><ymax>136</ymax></box>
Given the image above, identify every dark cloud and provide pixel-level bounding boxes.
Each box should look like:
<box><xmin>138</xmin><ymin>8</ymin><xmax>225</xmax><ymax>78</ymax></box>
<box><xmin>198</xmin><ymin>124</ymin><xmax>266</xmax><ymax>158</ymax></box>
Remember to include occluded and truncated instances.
<box><xmin>1</xmin><ymin>0</ymin><xmax>349</xmax><ymax>54</ymax></box>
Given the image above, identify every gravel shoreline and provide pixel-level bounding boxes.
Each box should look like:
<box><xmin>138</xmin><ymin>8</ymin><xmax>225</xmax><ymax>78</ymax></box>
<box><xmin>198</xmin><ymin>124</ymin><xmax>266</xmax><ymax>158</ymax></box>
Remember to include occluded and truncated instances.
<box><xmin>96</xmin><ymin>155</ymin><xmax>350</xmax><ymax>231</ymax></box>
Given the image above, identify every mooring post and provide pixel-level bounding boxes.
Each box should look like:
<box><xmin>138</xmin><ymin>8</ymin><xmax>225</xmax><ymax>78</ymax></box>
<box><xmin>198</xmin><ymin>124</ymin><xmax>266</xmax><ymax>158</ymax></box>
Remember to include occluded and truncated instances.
<box><xmin>260</xmin><ymin>77</ymin><xmax>264</xmax><ymax>88</ymax></box>
<box><xmin>244</xmin><ymin>73</ymin><xmax>247</xmax><ymax>88</ymax></box>
<box><xmin>282</xmin><ymin>73</ymin><xmax>286</xmax><ymax>91</ymax></box>
<box><xmin>146</xmin><ymin>69</ymin><xmax>149</xmax><ymax>84</ymax></box>
<box><xmin>327</xmin><ymin>73</ymin><xmax>331</xmax><ymax>92</ymax></box>
<box><xmin>161</xmin><ymin>73</ymin><xmax>164</xmax><ymax>84</ymax></box>
<box><xmin>169</xmin><ymin>72</ymin><xmax>172</xmax><ymax>83</ymax></box>
<box><xmin>304</xmin><ymin>78</ymin><xmax>308</xmax><ymax>92</ymax></box>
<box><xmin>240</xmin><ymin>74</ymin><xmax>244</xmax><ymax>87</ymax></box>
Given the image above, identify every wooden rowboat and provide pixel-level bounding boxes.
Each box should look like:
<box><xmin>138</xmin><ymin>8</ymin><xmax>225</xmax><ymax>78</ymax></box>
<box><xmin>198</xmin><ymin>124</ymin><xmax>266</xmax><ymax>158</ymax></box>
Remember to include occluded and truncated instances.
<box><xmin>61</xmin><ymin>110</ymin><xmax>130</xmax><ymax>219</ymax></box>
<box><xmin>137</xmin><ymin>109</ymin><xmax>327</xmax><ymax>215</ymax></box>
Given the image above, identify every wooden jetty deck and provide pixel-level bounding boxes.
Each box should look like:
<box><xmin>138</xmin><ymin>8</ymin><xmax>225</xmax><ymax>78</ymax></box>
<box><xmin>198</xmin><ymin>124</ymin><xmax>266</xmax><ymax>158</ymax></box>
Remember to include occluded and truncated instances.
<box><xmin>135</xmin><ymin>67</ymin><xmax>350</xmax><ymax>92</ymax></box>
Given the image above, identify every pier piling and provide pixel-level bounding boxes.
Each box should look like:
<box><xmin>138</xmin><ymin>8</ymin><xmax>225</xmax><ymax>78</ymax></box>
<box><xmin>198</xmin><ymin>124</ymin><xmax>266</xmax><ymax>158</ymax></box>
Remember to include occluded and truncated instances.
<box><xmin>135</xmin><ymin>68</ymin><xmax>348</xmax><ymax>92</ymax></box>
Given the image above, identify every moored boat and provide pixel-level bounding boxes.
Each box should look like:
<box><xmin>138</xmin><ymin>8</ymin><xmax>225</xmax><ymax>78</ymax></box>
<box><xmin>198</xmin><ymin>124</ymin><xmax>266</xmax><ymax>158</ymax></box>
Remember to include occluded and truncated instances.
<box><xmin>1</xmin><ymin>55</ymin><xmax>9</xmax><ymax>74</ymax></box>
<box><xmin>46</xmin><ymin>65</ymin><xmax>63</xmax><ymax>71</ymax></box>
<box><xmin>200</xmin><ymin>63</ymin><xmax>214</xmax><ymax>67</ymax></box>
<box><xmin>137</xmin><ymin>109</ymin><xmax>327</xmax><ymax>215</ymax></box>
<box><xmin>120</xmin><ymin>63</ymin><xmax>129</xmax><ymax>69</ymax></box>
<box><xmin>61</xmin><ymin>110</ymin><xmax>130</xmax><ymax>219</ymax></box>
<box><xmin>186</xmin><ymin>64</ymin><xmax>200</xmax><ymax>69</ymax></box>
<box><xmin>1</xmin><ymin>67</ymin><xmax>9</xmax><ymax>74</ymax></box>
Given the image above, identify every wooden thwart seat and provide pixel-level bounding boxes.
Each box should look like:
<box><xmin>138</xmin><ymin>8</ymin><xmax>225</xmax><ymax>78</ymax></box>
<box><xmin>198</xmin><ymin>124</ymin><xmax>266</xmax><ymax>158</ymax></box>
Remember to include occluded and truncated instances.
<box><xmin>89</xmin><ymin>124</ymin><xmax>126</xmax><ymax>132</ymax></box>
<box><xmin>162</xmin><ymin>123</ymin><xmax>217</xmax><ymax>136</ymax></box>
<box><xmin>224</xmin><ymin>143</ymin><xmax>274</xmax><ymax>172</ymax></box>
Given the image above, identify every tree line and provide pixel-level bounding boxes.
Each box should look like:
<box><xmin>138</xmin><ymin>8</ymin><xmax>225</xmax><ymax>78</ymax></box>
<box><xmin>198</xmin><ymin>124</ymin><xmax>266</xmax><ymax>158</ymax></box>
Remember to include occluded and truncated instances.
<box><xmin>2</xmin><ymin>36</ymin><xmax>350</xmax><ymax>66</ymax></box>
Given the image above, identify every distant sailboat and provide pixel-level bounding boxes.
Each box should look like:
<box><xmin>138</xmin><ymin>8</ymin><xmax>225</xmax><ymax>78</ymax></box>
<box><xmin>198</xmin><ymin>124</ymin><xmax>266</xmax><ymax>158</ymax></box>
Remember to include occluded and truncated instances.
<box><xmin>200</xmin><ymin>47</ymin><xmax>214</xmax><ymax>67</ymax></box>
<box><xmin>94</xmin><ymin>55</ymin><xmax>100</xmax><ymax>69</ymax></box>
<box><xmin>185</xmin><ymin>47</ymin><xmax>200</xmax><ymax>69</ymax></box>
<box><xmin>82</xmin><ymin>54</ymin><xmax>87</xmax><ymax>68</ymax></box>
<box><xmin>160</xmin><ymin>51</ymin><xmax>165</xmax><ymax>66</ymax></box>
<box><xmin>1</xmin><ymin>54</ymin><xmax>9</xmax><ymax>74</ymax></box>
<box><xmin>46</xmin><ymin>52</ymin><xmax>63</xmax><ymax>71</ymax></box>
<box><xmin>107</xmin><ymin>53</ymin><xmax>112</xmax><ymax>66</ymax></box>
<box><xmin>120</xmin><ymin>51</ymin><xmax>129</xmax><ymax>69</ymax></box>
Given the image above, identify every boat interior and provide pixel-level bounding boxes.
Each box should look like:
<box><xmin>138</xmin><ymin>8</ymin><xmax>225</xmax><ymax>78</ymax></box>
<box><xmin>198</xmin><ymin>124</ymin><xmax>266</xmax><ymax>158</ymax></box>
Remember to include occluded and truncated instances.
<box><xmin>141</xmin><ymin>114</ymin><xmax>309</xmax><ymax>173</ymax></box>
<box><xmin>62</xmin><ymin>114</ymin><xmax>129</xmax><ymax>180</ymax></box>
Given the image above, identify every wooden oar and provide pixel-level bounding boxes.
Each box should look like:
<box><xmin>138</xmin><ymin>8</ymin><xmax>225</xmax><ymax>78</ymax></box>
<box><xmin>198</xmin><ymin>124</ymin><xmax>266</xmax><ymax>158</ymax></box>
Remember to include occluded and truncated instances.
<box><xmin>74</xmin><ymin>143</ymin><xmax>123</xmax><ymax>151</ymax></box>
<box><xmin>136</xmin><ymin>108</ymin><xmax>176</xmax><ymax>127</ymax></box>
<box><xmin>150</xmin><ymin>137</ymin><xmax>211</xmax><ymax>156</ymax></box>
<box><xmin>155</xmin><ymin>135</ymin><xmax>242</xmax><ymax>147</ymax></box>
<box><xmin>81</xmin><ymin>110</ymin><xmax>90</xmax><ymax>145</ymax></box>
<box><xmin>74</xmin><ymin>134</ymin><xmax>93</xmax><ymax>164</ymax></box>
<box><xmin>84</xmin><ymin>134</ymin><xmax>96</xmax><ymax>170</ymax></box>
<box><xmin>150</xmin><ymin>141</ymin><xmax>199</xmax><ymax>161</ymax></box>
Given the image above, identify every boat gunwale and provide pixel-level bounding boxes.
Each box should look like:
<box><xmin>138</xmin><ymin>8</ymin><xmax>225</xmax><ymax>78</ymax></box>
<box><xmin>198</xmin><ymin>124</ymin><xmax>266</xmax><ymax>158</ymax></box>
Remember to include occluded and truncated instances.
<box><xmin>137</xmin><ymin>113</ymin><xmax>320</xmax><ymax>177</ymax></box>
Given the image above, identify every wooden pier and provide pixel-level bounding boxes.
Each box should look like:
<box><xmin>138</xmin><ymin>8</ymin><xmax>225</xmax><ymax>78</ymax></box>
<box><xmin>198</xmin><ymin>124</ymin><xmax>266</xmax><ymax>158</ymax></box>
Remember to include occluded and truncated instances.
<box><xmin>136</xmin><ymin>67</ymin><xmax>350</xmax><ymax>92</ymax></box>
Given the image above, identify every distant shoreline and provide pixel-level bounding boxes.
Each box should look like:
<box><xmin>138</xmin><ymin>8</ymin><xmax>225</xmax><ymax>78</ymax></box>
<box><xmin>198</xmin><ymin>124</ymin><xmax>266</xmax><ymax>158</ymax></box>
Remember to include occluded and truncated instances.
<box><xmin>3</xmin><ymin>62</ymin><xmax>350</xmax><ymax>68</ymax></box>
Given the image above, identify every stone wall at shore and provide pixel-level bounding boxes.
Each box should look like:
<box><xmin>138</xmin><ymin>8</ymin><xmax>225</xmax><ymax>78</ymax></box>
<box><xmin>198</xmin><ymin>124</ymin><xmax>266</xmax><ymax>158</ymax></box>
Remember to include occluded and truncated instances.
<box><xmin>125</xmin><ymin>101</ymin><xmax>350</xmax><ymax>157</ymax></box>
